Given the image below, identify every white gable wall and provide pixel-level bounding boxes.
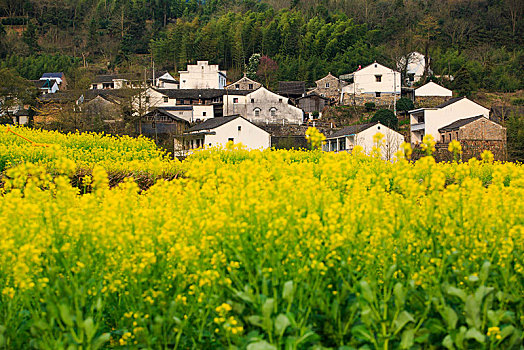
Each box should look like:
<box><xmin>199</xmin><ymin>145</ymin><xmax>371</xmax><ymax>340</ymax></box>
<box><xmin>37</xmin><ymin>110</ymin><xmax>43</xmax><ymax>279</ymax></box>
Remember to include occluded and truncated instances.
<box><xmin>342</xmin><ymin>63</ymin><xmax>401</xmax><ymax>95</ymax></box>
<box><xmin>179</xmin><ymin>61</ymin><xmax>227</xmax><ymax>89</ymax></box>
<box><xmin>203</xmin><ymin>117</ymin><xmax>271</xmax><ymax>150</ymax></box>
<box><xmin>411</xmin><ymin>98</ymin><xmax>490</xmax><ymax>143</ymax></box>
<box><xmin>415</xmin><ymin>82</ymin><xmax>452</xmax><ymax>97</ymax></box>
<box><xmin>224</xmin><ymin>87</ymin><xmax>303</xmax><ymax>124</ymax></box>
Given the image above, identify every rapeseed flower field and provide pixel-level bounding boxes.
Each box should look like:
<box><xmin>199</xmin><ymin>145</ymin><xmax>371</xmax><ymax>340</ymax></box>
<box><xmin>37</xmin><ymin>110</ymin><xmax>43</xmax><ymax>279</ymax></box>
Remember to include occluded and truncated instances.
<box><xmin>0</xmin><ymin>127</ymin><xmax>522</xmax><ymax>349</ymax></box>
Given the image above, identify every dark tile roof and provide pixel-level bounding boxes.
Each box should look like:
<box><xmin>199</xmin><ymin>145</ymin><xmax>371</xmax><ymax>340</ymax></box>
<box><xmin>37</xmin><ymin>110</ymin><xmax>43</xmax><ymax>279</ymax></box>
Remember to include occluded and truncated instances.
<box><xmin>326</xmin><ymin>122</ymin><xmax>378</xmax><ymax>139</ymax></box>
<box><xmin>32</xmin><ymin>80</ymin><xmax>51</xmax><ymax>88</ymax></box>
<box><xmin>296</xmin><ymin>92</ymin><xmax>330</xmax><ymax>101</ymax></box>
<box><xmin>41</xmin><ymin>72</ymin><xmax>64</xmax><ymax>79</ymax></box>
<box><xmin>435</xmin><ymin>96</ymin><xmax>466</xmax><ymax>108</ymax></box>
<box><xmin>39</xmin><ymin>89</ymin><xmax>136</xmax><ymax>103</ymax></box>
<box><xmin>156</xmin><ymin>89</ymin><xmax>251</xmax><ymax>99</ymax></box>
<box><xmin>93</xmin><ymin>73</ymin><xmax>141</xmax><ymax>83</ymax></box>
<box><xmin>188</xmin><ymin>115</ymin><xmax>241</xmax><ymax>132</ymax></box>
<box><xmin>278</xmin><ymin>81</ymin><xmax>306</xmax><ymax>95</ymax></box>
<box><xmin>159</xmin><ymin>77</ymin><xmax>179</xmax><ymax>83</ymax></box>
<box><xmin>144</xmin><ymin>108</ymin><xmax>190</xmax><ymax>124</ymax></box>
<box><xmin>438</xmin><ymin>115</ymin><xmax>486</xmax><ymax>132</ymax></box>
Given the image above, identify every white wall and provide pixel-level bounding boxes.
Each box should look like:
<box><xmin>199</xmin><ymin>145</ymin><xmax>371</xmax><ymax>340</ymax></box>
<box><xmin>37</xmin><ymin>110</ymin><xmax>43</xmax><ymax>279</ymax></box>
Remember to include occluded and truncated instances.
<box><xmin>179</xmin><ymin>61</ymin><xmax>227</xmax><ymax>89</ymax></box>
<box><xmin>192</xmin><ymin>105</ymin><xmax>214</xmax><ymax>121</ymax></box>
<box><xmin>203</xmin><ymin>117</ymin><xmax>271</xmax><ymax>150</ymax></box>
<box><xmin>224</xmin><ymin>87</ymin><xmax>303</xmax><ymax>124</ymax></box>
<box><xmin>415</xmin><ymin>82</ymin><xmax>452</xmax><ymax>97</ymax></box>
<box><xmin>410</xmin><ymin>98</ymin><xmax>489</xmax><ymax>143</ymax></box>
<box><xmin>356</xmin><ymin>124</ymin><xmax>404</xmax><ymax>159</ymax></box>
<box><xmin>341</xmin><ymin>63</ymin><xmax>401</xmax><ymax>95</ymax></box>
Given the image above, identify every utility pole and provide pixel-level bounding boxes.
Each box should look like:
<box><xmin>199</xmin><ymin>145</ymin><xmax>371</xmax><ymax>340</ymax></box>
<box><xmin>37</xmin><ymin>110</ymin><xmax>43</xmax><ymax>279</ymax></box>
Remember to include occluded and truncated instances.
<box><xmin>393</xmin><ymin>71</ymin><xmax>397</xmax><ymax>117</ymax></box>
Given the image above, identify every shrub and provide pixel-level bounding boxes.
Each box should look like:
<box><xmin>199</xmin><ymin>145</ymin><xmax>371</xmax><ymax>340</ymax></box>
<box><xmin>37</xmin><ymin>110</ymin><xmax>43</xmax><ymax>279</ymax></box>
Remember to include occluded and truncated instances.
<box><xmin>396</xmin><ymin>97</ymin><xmax>414</xmax><ymax>114</ymax></box>
<box><xmin>364</xmin><ymin>102</ymin><xmax>376</xmax><ymax>111</ymax></box>
<box><xmin>371</xmin><ymin>109</ymin><xmax>398</xmax><ymax>130</ymax></box>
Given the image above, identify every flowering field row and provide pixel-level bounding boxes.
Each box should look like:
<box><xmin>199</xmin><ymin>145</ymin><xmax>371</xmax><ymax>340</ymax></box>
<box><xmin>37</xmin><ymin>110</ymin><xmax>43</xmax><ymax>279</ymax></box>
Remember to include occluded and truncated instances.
<box><xmin>0</xmin><ymin>126</ymin><xmax>181</xmax><ymax>188</ymax></box>
<box><xmin>0</xmin><ymin>137</ymin><xmax>523</xmax><ymax>348</ymax></box>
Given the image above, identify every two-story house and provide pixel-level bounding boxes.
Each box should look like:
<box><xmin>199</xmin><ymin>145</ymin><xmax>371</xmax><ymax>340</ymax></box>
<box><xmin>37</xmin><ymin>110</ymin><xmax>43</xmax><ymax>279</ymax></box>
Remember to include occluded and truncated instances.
<box><xmin>409</xmin><ymin>97</ymin><xmax>489</xmax><ymax>144</ymax></box>
<box><xmin>224</xmin><ymin>87</ymin><xmax>304</xmax><ymax>125</ymax></box>
<box><xmin>178</xmin><ymin>61</ymin><xmax>227</xmax><ymax>89</ymax></box>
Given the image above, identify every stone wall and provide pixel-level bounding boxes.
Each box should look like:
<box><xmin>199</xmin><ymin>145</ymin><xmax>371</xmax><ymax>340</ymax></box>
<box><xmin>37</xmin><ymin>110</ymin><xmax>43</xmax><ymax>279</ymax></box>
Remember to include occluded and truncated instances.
<box><xmin>341</xmin><ymin>93</ymin><xmax>398</xmax><ymax>108</ymax></box>
<box><xmin>460</xmin><ymin>118</ymin><xmax>506</xmax><ymax>141</ymax></box>
<box><xmin>414</xmin><ymin>96</ymin><xmax>450</xmax><ymax>108</ymax></box>
<box><xmin>413</xmin><ymin>140</ymin><xmax>507</xmax><ymax>162</ymax></box>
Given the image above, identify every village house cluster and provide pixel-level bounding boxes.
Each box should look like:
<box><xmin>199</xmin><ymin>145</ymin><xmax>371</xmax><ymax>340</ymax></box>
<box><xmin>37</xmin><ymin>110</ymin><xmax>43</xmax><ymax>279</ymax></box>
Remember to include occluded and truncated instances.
<box><xmin>6</xmin><ymin>53</ymin><xmax>509</xmax><ymax>159</ymax></box>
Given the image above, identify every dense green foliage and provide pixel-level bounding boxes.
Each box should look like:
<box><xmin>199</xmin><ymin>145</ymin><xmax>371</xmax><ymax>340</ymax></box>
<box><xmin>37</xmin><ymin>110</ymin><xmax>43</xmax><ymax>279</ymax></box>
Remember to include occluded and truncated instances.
<box><xmin>371</xmin><ymin>109</ymin><xmax>398</xmax><ymax>130</ymax></box>
<box><xmin>0</xmin><ymin>0</ymin><xmax>522</xmax><ymax>91</ymax></box>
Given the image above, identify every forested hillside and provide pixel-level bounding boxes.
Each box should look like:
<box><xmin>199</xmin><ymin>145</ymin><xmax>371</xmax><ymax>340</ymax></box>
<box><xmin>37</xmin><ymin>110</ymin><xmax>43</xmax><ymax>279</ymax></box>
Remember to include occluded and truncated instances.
<box><xmin>0</xmin><ymin>0</ymin><xmax>522</xmax><ymax>93</ymax></box>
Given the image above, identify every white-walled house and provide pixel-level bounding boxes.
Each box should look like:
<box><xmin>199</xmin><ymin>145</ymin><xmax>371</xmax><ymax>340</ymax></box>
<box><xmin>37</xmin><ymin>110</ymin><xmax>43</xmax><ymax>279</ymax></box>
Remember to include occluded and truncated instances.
<box><xmin>33</xmin><ymin>79</ymin><xmax>59</xmax><ymax>94</ymax></box>
<box><xmin>179</xmin><ymin>61</ymin><xmax>227</xmax><ymax>89</ymax></box>
<box><xmin>415</xmin><ymin>82</ymin><xmax>452</xmax><ymax>97</ymax></box>
<box><xmin>40</xmin><ymin>73</ymin><xmax>67</xmax><ymax>90</ymax></box>
<box><xmin>409</xmin><ymin>97</ymin><xmax>489</xmax><ymax>144</ymax></box>
<box><xmin>341</xmin><ymin>62</ymin><xmax>401</xmax><ymax>97</ymax></box>
<box><xmin>398</xmin><ymin>52</ymin><xmax>430</xmax><ymax>85</ymax></box>
<box><xmin>174</xmin><ymin>115</ymin><xmax>271</xmax><ymax>154</ymax></box>
<box><xmin>324</xmin><ymin>122</ymin><xmax>404</xmax><ymax>160</ymax></box>
<box><xmin>225</xmin><ymin>75</ymin><xmax>261</xmax><ymax>91</ymax></box>
<box><xmin>224</xmin><ymin>87</ymin><xmax>303</xmax><ymax>124</ymax></box>
<box><xmin>155</xmin><ymin>72</ymin><xmax>179</xmax><ymax>89</ymax></box>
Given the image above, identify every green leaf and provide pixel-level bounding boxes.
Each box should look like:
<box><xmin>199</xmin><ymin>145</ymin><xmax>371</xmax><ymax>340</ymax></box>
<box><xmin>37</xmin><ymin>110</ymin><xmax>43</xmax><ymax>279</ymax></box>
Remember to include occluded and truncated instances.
<box><xmin>465</xmin><ymin>328</ymin><xmax>485</xmax><ymax>343</ymax></box>
<box><xmin>359</xmin><ymin>280</ymin><xmax>374</xmax><ymax>304</ymax></box>
<box><xmin>386</xmin><ymin>264</ymin><xmax>397</xmax><ymax>280</ymax></box>
<box><xmin>499</xmin><ymin>325</ymin><xmax>515</xmax><ymax>341</ymax></box>
<box><xmin>394</xmin><ymin>283</ymin><xmax>405</xmax><ymax>307</ymax></box>
<box><xmin>235</xmin><ymin>290</ymin><xmax>255</xmax><ymax>304</ymax></box>
<box><xmin>83</xmin><ymin>317</ymin><xmax>96</xmax><ymax>340</ymax></box>
<box><xmin>351</xmin><ymin>325</ymin><xmax>374</xmax><ymax>342</ymax></box>
<box><xmin>442</xmin><ymin>335</ymin><xmax>454</xmax><ymax>350</ymax></box>
<box><xmin>446</xmin><ymin>286</ymin><xmax>466</xmax><ymax>302</ymax></box>
<box><xmin>282</xmin><ymin>280</ymin><xmax>294</xmax><ymax>302</ymax></box>
<box><xmin>247</xmin><ymin>340</ymin><xmax>277</xmax><ymax>350</ymax></box>
<box><xmin>59</xmin><ymin>304</ymin><xmax>74</xmax><ymax>327</ymax></box>
<box><xmin>440</xmin><ymin>306</ymin><xmax>458</xmax><ymax>330</ymax></box>
<box><xmin>274</xmin><ymin>314</ymin><xmax>290</xmax><ymax>336</ymax></box>
<box><xmin>92</xmin><ymin>333</ymin><xmax>110</xmax><ymax>350</ymax></box>
<box><xmin>394</xmin><ymin>311</ymin><xmax>415</xmax><ymax>333</ymax></box>
<box><xmin>465</xmin><ymin>295</ymin><xmax>481</xmax><ymax>329</ymax></box>
<box><xmin>262</xmin><ymin>298</ymin><xmax>275</xmax><ymax>318</ymax></box>
<box><xmin>247</xmin><ymin>316</ymin><xmax>263</xmax><ymax>328</ymax></box>
<box><xmin>400</xmin><ymin>328</ymin><xmax>415</xmax><ymax>349</ymax></box>
<box><xmin>479</xmin><ymin>261</ymin><xmax>490</xmax><ymax>283</ymax></box>
<box><xmin>474</xmin><ymin>286</ymin><xmax>494</xmax><ymax>304</ymax></box>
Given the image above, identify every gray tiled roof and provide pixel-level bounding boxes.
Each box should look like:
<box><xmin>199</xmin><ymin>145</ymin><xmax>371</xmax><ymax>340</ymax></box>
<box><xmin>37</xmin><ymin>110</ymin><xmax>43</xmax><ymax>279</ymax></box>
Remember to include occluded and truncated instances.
<box><xmin>326</xmin><ymin>122</ymin><xmax>378</xmax><ymax>139</ymax></box>
<box><xmin>188</xmin><ymin>116</ymin><xmax>241</xmax><ymax>132</ymax></box>
<box><xmin>438</xmin><ymin>115</ymin><xmax>485</xmax><ymax>132</ymax></box>
<box><xmin>157</xmin><ymin>89</ymin><xmax>251</xmax><ymax>99</ymax></box>
<box><xmin>435</xmin><ymin>96</ymin><xmax>466</xmax><ymax>108</ymax></box>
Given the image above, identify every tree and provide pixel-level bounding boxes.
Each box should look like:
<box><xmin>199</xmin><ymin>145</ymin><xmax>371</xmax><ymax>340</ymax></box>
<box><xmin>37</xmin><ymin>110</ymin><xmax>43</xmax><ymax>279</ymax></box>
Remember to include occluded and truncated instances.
<box><xmin>245</xmin><ymin>53</ymin><xmax>260</xmax><ymax>80</ymax></box>
<box><xmin>256</xmin><ymin>55</ymin><xmax>278</xmax><ymax>88</ymax></box>
<box><xmin>0</xmin><ymin>68</ymin><xmax>38</xmax><ymax>118</ymax></box>
<box><xmin>22</xmin><ymin>20</ymin><xmax>40</xmax><ymax>54</ymax></box>
<box><xmin>371</xmin><ymin>109</ymin><xmax>398</xmax><ymax>130</ymax></box>
<box><xmin>396</xmin><ymin>97</ymin><xmax>414</xmax><ymax>115</ymax></box>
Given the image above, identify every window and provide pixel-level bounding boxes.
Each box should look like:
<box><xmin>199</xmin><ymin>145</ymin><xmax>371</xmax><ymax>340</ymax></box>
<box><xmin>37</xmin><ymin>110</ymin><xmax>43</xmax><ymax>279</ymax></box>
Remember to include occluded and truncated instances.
<box><xmin>270</xmin><ymin>108</ymin><xmax>277</xmax><ymax>117</ymax></box>
<box><xmin>203</xmin><ymin>112</ymin><xmax>206</xmax><ymax>116</ymax></box>
<box><xmin>248</xmin><ymin>84</ymin><xmax>253</xmax><ymax>89</ymax></box>
<box><xmin>235</xmin><ymin>84</ymin><xmax>240</xmax><ymax>89</ymax></box>
<box><xmin>456</xmin><ymin>131</ymin><xmax>459</xmax><ymax>139</ymax></box>
<box><xmin>238</xmin><ymin>126</ymin><xmax>241</xmax><ymax>131</ymax></box>
<box><xmin>375</xmin><ymin>75</ymin><xmax>382</xmax><ymax>82</ymax></box>
<box><xmin>145</xmin><ymin>96</ymin><xmax>150</xmax><ymax>104</ymax></box>
<box><xmin>228</xmin><ymin>138</ymin><xmax>234</xmax><ymax>142</ymax></box>
<box><xmin>339</xmin><ymin>138</ymin><xmax>346</xmax><ymax>150</ymax></box>
<box><xmin>375</xmin><ymin>92</ymin><xmax>381</xmax><ymax>97</ymax></box>
<box><xmin>251</xmin><ymin>98</ymin><xmax>255</xmax><ymax>103</ymax></box>
<box><xmin>163</xmin><ymin>97</ymin><xmax>169</xmax><ymax>103</ymax></box>
<box><xmin>92</xmin><ymin>84</ymin><xmax>97</xmax><ymax>89</ymax></box>
<box><xmin>233</xmin><ymin>98</ymin><xmax>238</xmax><ymax>103</ymax></box>
<box><xmin>325</xmin><ymin>82</ymin><xmax>330</xmax><ymax>88</ymax></box>
<box><xmin>254</xmin><ymin>108</ymin><xmax>260</xmax><ymax>117</ymax></box>
<box><xmin>209</xmin><ymin>143</ymin><xmax>212</xmax><ymax>146</ymax></box>
<box><xmin>278</xmin><ymin>98</ymin><xmax>282</xmax><ymax>103</ymax></box>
